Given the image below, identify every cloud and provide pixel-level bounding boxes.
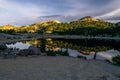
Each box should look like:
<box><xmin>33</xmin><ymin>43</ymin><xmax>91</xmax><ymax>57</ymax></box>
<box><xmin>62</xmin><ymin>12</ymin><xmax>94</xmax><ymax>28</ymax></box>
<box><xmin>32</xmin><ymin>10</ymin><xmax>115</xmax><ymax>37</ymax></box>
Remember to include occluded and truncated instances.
<box><xmin>0</xmin><ymin>0</ymin><xmax>54</xmax><ymax>25</ymax></box>
<box><xmin>39</xmin><ymin>15</ymin><xmax>63</xmax><ymax>19</ymax></box>
<box><xmin>96</xmin><ymin>9</ymin><xmax>120</xmax><ymax>19</ymax></box>
<box><xmin>62</xmin><ymin>0</ymin><xmax>120</xmax><ymax>23</ymax></box>
<box><xmin>95</xmin><ymin>0</ymin><xmax>120</xmax><ymax>22</ymax></box>
<box><xmin>0</xmin><ymin>0</ymin><xmax>120</xmax><ymax>25</ymax></box>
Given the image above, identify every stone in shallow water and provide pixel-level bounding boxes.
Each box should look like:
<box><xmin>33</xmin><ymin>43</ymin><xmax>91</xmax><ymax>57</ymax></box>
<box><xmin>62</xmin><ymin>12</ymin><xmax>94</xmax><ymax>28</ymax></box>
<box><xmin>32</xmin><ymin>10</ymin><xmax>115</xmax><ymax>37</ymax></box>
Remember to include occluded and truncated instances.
<box><xmin>18</xmin><ymin>49</ymin><xmax>33</xmax><ymax>56</ymax></box>
<box><xmin>28</xmin><ymin>46</ymin><xmax>41</xmax><ymax>55</ymax></box>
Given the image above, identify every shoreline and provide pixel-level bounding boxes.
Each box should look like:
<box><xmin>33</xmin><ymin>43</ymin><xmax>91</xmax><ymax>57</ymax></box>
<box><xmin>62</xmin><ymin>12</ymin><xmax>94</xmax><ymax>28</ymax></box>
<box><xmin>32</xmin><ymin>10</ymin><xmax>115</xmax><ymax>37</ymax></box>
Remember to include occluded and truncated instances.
<box><xmin>0</xmin><ymin>34</ymin><xmax>120</xmax><ymax>44</ymax></box>
<box><xmin>42</xmin><ymin>35</ymin><xmax>120</xmax><ymax>40</ymax></box>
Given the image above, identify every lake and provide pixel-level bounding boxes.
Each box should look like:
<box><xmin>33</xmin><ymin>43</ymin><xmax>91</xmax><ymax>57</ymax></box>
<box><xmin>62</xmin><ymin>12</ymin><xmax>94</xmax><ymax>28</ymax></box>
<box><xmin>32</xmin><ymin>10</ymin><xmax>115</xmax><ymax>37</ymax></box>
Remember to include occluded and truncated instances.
<box><xmin>6</xmin><ymin>38</ymin><xmax>120</xmax><ymax>61</ymax></box>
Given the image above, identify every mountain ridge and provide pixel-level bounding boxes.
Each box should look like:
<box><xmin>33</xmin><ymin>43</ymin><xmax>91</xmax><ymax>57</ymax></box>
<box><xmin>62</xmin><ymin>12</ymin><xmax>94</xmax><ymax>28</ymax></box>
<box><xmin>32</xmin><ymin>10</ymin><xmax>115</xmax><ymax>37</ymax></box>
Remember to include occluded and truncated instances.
<box><xmin>78</xmin><ymin>16</ymin><xmax>102</xmax><ymax>22</ymax></box>
<box><xmin>0</xmin><ymin>16</ymin><xmax>117</xmax><ymax>34</ymax></box>
<box><xmin>0</xmin><ymin>16</ymin><xmax>115</xmax><ymax>27</ymax></box>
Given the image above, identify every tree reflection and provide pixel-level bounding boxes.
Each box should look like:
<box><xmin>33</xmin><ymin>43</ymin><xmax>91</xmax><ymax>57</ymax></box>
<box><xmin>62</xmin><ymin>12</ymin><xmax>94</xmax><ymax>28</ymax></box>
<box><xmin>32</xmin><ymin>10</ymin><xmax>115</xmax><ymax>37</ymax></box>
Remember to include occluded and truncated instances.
<box><xmin>22</xmin><ymin>38</ymin><xmax>120</xmax><ymax>59</ymax></box>
<box><xmin>40</xmin><ymin>38</ymin><xmax>46</xmax><ymax>52</ymax></box>
<box><xmin>23</xmin><ymin>39</ymin><xmax>41</xmax><ymax>47</ymax></box>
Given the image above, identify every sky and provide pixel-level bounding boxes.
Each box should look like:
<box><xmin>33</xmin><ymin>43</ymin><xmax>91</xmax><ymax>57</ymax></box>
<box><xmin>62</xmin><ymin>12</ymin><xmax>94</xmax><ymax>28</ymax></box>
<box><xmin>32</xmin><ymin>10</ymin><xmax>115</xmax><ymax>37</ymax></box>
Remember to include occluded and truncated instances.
<box><xmin>0</xmin><ymin>0</ymin><xmax>120</xmax><ymax>26</ymax></box>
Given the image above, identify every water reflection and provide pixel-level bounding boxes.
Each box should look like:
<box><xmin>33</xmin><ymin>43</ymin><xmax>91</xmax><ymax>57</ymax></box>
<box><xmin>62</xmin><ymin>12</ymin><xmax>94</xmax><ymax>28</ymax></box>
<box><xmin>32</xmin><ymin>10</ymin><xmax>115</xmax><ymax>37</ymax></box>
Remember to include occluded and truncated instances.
<box><xmin>23</xmin><ymin>40</ymin><xmax>41</xmax><ymax>47</ymax></box>
<box><xmin>6</xmin><ymin>38</ymin><xmax>120</xmax><ymax>61</ymax></box>
<box><xmin>6</xmin><ymin>42</ymin><xmax>31</xmax><ymax>50</ymax></box>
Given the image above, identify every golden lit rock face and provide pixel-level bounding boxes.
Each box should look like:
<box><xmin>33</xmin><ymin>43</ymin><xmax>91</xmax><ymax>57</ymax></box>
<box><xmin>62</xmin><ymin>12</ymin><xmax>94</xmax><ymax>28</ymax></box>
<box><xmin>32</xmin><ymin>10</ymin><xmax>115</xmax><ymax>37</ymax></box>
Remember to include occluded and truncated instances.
<box><xmin>40</xmin><ymin>20</ymin><xmax>61</xmax><ymax>26</ymax></box>
<box><xmin>79</xmin><ymin>16</ymin><xmax>100</xmax><ymax>22</ymax></box>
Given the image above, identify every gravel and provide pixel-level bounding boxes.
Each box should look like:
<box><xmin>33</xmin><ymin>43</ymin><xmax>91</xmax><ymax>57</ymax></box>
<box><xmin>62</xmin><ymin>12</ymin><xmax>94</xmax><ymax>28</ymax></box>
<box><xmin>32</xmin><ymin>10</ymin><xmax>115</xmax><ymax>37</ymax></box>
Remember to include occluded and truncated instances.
<box><xmin>0</xmin><ymin>56</ymin><xmax>120</xmax><ymax>80</ymax></box>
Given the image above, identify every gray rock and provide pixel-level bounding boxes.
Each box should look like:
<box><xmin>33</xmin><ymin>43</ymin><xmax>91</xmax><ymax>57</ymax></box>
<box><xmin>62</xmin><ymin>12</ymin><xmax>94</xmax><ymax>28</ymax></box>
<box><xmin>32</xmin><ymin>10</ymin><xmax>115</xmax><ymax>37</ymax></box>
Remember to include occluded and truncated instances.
<box><xmin>28</xmin><ymin>46</ymin><xmax>41</xmax><ymax>55</ymax></box>
<box><xmin>18</xmin><ymin>49</ymin><xmax>33</xmax><ymax>56</ymax></box>
<box><xmin>0</xmin><ymin>43</ymin><xmax>7</xmax><ymax>50</ymax></box>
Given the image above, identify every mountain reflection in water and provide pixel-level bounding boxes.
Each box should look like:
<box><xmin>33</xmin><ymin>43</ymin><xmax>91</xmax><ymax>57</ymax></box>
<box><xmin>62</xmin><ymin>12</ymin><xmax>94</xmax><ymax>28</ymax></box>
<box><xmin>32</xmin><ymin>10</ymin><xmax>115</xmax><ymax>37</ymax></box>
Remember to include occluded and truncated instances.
<box><xmin>6</xmin><ymin>38</ymin><xmax>120</xmax><ymax>61</ymax></box>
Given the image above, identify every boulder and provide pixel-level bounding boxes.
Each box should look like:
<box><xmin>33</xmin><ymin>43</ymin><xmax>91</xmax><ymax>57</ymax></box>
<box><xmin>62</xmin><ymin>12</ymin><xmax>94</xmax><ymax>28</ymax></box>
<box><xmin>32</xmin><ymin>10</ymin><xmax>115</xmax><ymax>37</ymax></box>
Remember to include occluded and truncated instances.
<box><xmin>18</xmin><ymin>49</ymin><xmax>33</xmax><ymax>56</ymax></box>
<box><xmin>28</xmin><ymin>46</ymin><xmax>41</xmax><ymax>55</ymax></box>
<box><xmin>0</xmin><ymin>43</ymin><xmax>7</xmax><ymax>50</ymax></box>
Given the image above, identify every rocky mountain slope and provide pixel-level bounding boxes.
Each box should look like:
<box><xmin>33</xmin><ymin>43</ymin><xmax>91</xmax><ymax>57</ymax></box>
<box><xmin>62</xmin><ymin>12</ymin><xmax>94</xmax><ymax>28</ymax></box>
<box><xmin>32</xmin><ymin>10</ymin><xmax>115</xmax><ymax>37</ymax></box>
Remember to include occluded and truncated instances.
<box><xmin>79</xmin><ymin>16</ymin><xmax>101</xmax><ymax>22</ymax></box>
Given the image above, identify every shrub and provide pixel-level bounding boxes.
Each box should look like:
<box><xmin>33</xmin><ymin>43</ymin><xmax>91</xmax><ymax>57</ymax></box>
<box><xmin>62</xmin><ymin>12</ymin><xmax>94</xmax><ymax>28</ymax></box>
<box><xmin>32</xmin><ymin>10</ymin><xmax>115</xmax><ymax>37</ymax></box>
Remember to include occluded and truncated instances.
<box><xmin>46</xmin><ymin>49</ymin><xmax>69</xmax><ymax>56</ymax></box>
<box><xmin>59</xmin><ymin>50</ymin><xmax>69</xmax><ymax>56</ymax></box>
<box><xmin>46</xmin><ymin>50</ymin><xmax>56</xmax><ymax>56</ymax></box>
<box><xmin>112</xmin><ymin>55</ymin><xmax>120</xmax><ymax>66</ymax></box>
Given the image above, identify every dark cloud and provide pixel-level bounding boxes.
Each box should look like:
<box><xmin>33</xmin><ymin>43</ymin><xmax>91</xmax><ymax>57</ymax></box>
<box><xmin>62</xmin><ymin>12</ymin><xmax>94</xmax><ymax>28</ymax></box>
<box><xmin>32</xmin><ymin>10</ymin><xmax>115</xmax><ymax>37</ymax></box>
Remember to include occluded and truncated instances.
<box><xmin>105</xmin><ymin>16</ymin><xmax>120</xmax><ymax>20</ymax></box>
<box><xmin>39</xmin><ymin>15</ymin><xmax>64</xmax><ymax>19</ymax></box>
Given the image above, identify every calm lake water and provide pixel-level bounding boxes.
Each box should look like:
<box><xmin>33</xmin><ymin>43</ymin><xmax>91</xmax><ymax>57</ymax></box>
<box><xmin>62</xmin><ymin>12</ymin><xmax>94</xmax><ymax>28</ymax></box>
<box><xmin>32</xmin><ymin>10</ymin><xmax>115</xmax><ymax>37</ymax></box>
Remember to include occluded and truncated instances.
<box><xmin>6</xmin><ymin>38</ymin><xmax>120</xmax><ymax>61</ymax></box>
